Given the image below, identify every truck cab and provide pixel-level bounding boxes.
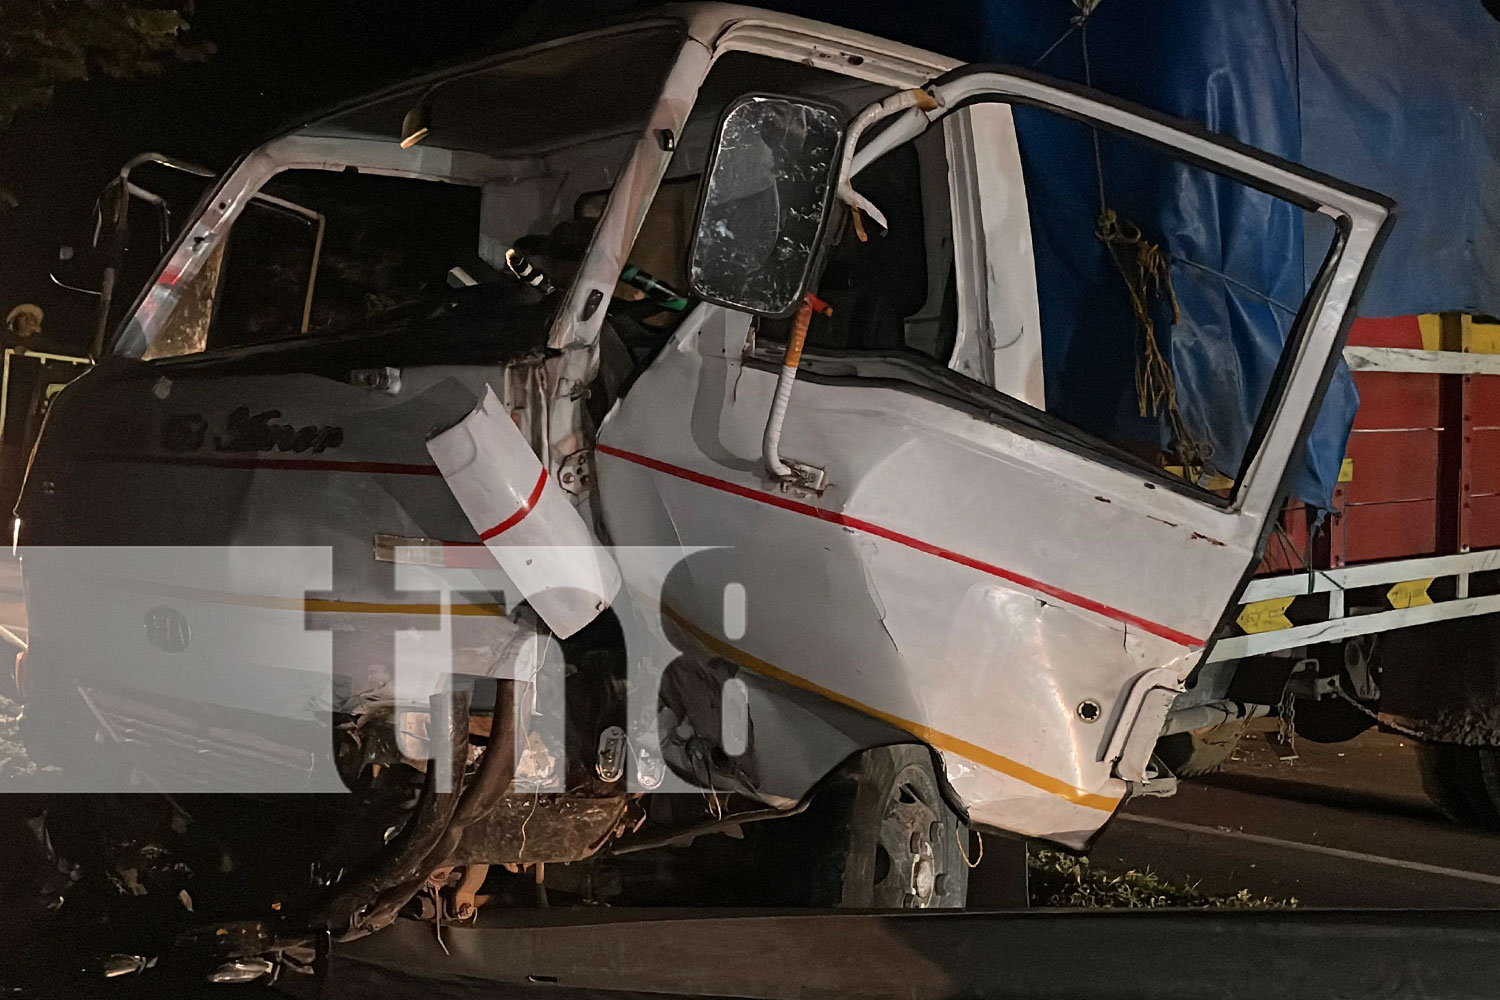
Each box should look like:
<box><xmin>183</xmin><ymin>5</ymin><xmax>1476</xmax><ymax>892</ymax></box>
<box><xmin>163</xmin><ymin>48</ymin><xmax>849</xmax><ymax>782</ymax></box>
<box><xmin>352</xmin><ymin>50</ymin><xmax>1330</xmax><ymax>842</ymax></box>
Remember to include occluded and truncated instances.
<box><xmin>14</xmin><ymin>4</ymin><xmax>1390</xmax><ymax>933</ymax></box>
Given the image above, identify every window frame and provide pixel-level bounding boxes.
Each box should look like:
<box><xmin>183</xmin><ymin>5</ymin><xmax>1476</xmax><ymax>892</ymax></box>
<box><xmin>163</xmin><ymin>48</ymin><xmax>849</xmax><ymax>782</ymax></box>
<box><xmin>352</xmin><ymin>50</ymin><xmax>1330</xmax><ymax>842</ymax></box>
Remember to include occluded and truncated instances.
<box><xmin>749</xmin><ymin>97</ymin><xmax>1363</xmax><ymax>511</ymax></box>
<box><xmin>135</xmin><ymin>167</ymin><xmax>489</xmax><ymax>364</ymax></box>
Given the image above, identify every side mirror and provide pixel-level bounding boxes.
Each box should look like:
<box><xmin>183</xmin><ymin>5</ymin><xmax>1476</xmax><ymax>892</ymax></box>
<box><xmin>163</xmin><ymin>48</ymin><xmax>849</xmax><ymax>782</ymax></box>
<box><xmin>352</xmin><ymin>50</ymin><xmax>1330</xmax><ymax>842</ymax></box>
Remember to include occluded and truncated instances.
<box><xmin>686</xmin><ymin>94</ymin><xmax>844</xmax><ymax>318</ymax></box>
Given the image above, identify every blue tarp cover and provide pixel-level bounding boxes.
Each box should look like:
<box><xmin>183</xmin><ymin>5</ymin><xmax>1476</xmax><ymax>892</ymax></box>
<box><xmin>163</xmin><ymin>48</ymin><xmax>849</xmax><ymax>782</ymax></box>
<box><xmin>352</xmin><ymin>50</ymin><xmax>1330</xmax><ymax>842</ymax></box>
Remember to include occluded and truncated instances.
<box><xmin>765</xmin><ymin>0</ymin><xmax>1499</xmax><ymax>509</ymax></box>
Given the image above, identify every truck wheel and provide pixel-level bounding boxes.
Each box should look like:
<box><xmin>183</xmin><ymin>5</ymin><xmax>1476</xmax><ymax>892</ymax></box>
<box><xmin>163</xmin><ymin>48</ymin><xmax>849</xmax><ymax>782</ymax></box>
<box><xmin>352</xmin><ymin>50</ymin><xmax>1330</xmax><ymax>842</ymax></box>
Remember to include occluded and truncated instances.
<box><xmin>795</xmin><ymin>744</ymin><xmax>970</xmax><ymax>908</ymax></box>
<box><xmin>1154</xmin><ymin>719</ymin><xmax>1248</xmax><ymax>778</ymax></box>
<box><xmin>1416</xmin><ymin>743</ymin><xmax>1500</xmax><ymax>828</ymax></box>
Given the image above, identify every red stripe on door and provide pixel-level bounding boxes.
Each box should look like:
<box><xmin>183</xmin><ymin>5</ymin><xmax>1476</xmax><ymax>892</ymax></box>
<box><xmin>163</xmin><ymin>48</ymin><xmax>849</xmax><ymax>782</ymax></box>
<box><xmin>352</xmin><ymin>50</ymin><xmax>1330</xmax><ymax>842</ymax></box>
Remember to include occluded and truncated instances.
<box><xmin>478</xmin><ymin>466</ymin><xmax>549</xmax><ymax>540</ymax></box>
<box><xmin>596</xmin><ymin>443</ymin><xmax>1204</xmax><ymax>648</ymax></box>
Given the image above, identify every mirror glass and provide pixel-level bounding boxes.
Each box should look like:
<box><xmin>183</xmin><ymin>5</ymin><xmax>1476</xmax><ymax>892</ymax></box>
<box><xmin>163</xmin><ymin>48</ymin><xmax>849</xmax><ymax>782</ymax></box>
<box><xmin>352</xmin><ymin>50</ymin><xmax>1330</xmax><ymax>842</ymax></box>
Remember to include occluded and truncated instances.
<box><xmin>688</xmin><ymin>95</ymin><xmax>843</xmax><ymax>317</ymax></box>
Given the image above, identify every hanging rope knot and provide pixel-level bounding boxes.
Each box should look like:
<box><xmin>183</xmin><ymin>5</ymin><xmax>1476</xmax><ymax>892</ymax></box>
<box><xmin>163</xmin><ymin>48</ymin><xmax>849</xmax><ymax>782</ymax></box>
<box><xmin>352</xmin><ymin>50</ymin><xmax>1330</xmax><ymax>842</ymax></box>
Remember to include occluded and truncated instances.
<box><xmin>1096</xmin><ymin>207</ymin><xmax>1209</xmax><ymax>484</ymax></box>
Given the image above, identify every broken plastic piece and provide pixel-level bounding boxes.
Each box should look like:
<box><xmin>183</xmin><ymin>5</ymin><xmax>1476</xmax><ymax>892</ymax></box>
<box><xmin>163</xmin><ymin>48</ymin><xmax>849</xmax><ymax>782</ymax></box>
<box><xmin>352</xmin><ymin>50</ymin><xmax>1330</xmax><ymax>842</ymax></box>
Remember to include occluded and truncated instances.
<box><xmin>426</xmin><ymin>385</ymin><xmax>620</xmax><ymax>638</ymax></box>
<box><xmin>101</xmin><ymin>955</ymin><xmax>155</xmax><ymax>978</ymax></box>
<box><xmin>207</xmin><ymin>957</ymin><xmax>274</xmax><ymax>984</ymax></box>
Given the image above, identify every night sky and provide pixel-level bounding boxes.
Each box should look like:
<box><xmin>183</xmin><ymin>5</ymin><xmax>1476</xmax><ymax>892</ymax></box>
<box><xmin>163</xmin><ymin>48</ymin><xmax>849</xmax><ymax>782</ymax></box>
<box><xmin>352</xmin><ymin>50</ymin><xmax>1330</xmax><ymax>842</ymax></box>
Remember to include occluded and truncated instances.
<box><xmin>0</xmin><ymin>0</ymin><xmax>990</xmax><ymax>352</ymax></box>
<box><xmin>0</xmin><ymin>0</ymin><xmax>590</xmax><ymax>350</ymax></box>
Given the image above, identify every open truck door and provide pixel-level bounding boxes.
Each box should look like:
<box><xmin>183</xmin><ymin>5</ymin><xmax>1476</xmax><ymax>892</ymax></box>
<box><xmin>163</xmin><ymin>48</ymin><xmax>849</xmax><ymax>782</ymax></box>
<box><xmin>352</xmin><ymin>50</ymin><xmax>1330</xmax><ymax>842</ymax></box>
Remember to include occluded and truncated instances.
<box><xmin>598</xmin><ymin>64</ymin><xmax>1394</xmax><ymax>846</ymax></box>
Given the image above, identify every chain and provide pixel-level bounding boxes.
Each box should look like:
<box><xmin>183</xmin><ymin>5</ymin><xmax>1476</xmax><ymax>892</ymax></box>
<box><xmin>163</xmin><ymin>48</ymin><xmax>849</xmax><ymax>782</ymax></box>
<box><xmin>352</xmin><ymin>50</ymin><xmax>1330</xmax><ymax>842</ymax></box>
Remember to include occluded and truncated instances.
<box><xmin>1333</xmin><ymin>684</ymin><xmax>1430</xmax><ymax>741</ymax></box>
<box><xmin>1276</xmin><ymin>688</ymin><xmax>1298</xmax><ymax>758</ymax></box>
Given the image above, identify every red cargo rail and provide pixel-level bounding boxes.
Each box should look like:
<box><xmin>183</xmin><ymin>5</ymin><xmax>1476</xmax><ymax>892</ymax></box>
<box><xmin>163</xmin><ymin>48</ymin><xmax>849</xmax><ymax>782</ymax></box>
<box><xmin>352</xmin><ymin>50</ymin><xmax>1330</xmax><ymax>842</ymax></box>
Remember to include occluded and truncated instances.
<box><xmin>1214</xmin><ymin>313</ymin><xmax>1500</xmax><ymax>662</ymax></box>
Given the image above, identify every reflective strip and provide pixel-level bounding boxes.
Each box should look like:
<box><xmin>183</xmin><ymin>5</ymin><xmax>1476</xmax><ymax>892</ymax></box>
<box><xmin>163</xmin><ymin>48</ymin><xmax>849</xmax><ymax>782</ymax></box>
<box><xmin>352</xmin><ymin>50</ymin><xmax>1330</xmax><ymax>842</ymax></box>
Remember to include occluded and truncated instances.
<box><xmin>1236</xmin><ymin>597</ymin><xmax>1294</xmax><ymax>634</ymax></box>
<box><xmin>1387</xmin><ymin>578</ymin><xmax>1434</xmax><ymax>609</ymax></box>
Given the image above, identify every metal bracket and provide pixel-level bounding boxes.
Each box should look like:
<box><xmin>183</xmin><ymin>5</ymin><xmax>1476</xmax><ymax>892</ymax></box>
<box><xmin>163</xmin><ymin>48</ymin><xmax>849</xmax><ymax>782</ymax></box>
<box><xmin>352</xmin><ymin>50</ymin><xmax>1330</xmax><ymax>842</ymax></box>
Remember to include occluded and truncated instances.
<box><xmin>776</xmin><ymin>460</ymin><xmax>828</xmax><ymax>496</ymax></box>
<box><xmin>1101</xmin><ymin>665</ymin><xmax>1183</xmax><ymax>768</ymax></box>
<box><xmin>558</xmin><ymin>449</ymin><xmax>596</xmax><ymax>497</ymax></box>
<box><xmin>1131</xmin><ymin>754</ymin><xmax>1180</xmax><ymax>798</ymax></box>
<box><xmin>1285</xmin><ymin>658</ymin><xmax>1339</xmax><ymax>700</ymax></box>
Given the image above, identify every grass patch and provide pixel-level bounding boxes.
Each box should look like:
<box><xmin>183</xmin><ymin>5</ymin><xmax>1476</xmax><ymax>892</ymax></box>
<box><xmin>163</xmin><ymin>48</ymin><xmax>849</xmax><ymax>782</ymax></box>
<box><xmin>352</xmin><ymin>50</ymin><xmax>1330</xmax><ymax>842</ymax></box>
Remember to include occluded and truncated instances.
<box><xmin>1028</xmin><ymin>848</ymin><xmax>1295</xmax><ymax>908</ymax></box>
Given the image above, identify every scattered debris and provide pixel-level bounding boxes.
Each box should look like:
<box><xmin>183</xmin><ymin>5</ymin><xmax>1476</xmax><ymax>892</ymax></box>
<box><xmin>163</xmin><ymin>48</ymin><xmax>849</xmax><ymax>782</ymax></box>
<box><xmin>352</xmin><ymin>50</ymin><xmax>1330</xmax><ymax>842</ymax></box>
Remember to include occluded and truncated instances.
<box><xmin>206</xmin><ymin>957</ymin><xmax>274</xmax><ymax>984</ymax></box>
<box><xmin>0</xmin><ymin>693</ymin><xmax>53</xmax><ymax>780</ymax></box>
<box><xmin>100</xmin><ymin>954</ymin><xmax>156</xmax><ymax>978</ymax></box>
<box><xmin>1028</xmin><ymin>849</ymin><xmax>1296</xmax><ymax>909</ymax></box>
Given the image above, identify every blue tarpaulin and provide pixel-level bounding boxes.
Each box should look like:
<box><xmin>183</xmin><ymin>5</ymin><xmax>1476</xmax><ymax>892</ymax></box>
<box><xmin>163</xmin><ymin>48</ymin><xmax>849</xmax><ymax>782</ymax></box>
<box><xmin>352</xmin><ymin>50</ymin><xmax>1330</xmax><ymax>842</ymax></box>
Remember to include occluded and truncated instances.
<box><xmin>761</xmin><ymin>0</ymin><xmax>1500</xmax><ymax>509</ymax></box>
<box><xmin>976</xmin><ymin>1</ymin><xmax>1331</xmax><ymax>504</ymax></box>
<box><xmin>1297</xmin><ymin>0</ymin><xmax>1500</xmax><ymax>318</ymax></box>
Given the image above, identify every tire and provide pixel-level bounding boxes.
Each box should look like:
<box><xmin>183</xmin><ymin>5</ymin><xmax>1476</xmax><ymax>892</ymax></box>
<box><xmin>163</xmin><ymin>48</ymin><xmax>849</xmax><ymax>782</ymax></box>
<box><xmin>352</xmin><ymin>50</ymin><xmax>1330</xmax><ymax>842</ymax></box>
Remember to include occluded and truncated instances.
<box><xmin>1416</xmin><ymin>743</ymin><xmax>1500</xmax><ymax>829</ymax></box>
<box><xmin>1155</xmin><ymin>719</ymin><xmax>1249</xmax><ymax>778</ymax></box>
<box><xmin>785</xmin><ymin>744</ymin><xmax>970</xmax><ymax>908</ymax></box>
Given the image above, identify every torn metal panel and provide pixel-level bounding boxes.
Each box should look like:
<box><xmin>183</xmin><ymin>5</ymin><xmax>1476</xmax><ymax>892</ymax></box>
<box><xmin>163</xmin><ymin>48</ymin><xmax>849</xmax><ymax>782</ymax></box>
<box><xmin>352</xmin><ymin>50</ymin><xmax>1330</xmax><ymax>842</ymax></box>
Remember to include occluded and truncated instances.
<box><xmin>426</xmin><ymin>386</ymin><xmax>621</xmax><ymax>639</ymax></box>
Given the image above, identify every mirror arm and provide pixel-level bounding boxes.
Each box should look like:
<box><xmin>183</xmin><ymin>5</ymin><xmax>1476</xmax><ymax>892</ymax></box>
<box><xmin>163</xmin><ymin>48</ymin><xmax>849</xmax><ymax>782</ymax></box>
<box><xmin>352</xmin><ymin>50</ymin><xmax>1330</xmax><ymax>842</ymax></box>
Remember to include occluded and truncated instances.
<box><xmin>836</xmin><ymin>89</ymin><xmax>941</xmax><ymax>232</ymax></box>
<box><xmin>849</xmin><ymin>106</ymin><xmax>931</xmax><ymax>178</ymax></box>
<box><xmin>762</xmin><ymin>293</ymin><xmax>834</xmax><ymax>481</ymax></box>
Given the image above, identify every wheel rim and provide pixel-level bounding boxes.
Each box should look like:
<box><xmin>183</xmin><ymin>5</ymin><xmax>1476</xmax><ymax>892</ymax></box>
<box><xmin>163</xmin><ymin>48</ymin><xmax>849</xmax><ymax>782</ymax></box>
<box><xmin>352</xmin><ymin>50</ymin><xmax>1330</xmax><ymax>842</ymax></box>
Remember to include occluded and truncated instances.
<box><xmin>871</xmin><ymin>773</ymin><xmax>947</xmax><ymax>908</ymax></box>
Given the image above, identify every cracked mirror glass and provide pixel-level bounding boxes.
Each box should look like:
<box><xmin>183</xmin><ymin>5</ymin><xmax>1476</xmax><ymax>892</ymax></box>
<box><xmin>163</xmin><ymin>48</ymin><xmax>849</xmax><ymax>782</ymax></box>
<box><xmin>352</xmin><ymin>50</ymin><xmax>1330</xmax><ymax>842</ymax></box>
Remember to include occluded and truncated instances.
<box><xmin>689</xmin><ymin>95</ymin><xmax>843</xmax><ymax>316</ymax></box>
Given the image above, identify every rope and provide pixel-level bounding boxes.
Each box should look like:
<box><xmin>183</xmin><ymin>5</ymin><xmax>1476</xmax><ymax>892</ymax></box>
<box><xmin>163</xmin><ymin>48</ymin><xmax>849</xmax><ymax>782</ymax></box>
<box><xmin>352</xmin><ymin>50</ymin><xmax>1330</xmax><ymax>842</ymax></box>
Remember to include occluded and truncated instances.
<box><xmin>1053</xmin><ymin>10</ymin><xmax>1209</xmax><ymax>486</ymax></box>
<box><xmin>1030</xmin><ymin>20</ymin><xmax>1083</xmax><ymax>69</ymax></box>
<box><xmin>1095</xmin><ymin>208</ymin><xmax>1210</xmax><ymax>482</ymax></box>
<box><xmin>956</xmin><ymin>826</ymin><xmax>984</xmax><ymax>869</ymax></box>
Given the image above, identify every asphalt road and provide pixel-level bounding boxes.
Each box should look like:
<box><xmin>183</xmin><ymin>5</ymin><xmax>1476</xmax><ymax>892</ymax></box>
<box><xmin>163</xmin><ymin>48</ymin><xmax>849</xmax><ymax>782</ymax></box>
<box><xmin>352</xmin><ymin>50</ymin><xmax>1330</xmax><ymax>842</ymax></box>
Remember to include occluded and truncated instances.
<box><xmin>1091</xmin><ymin>719</ymin><xmax>1500</xmax><ymax>907</ymax></box>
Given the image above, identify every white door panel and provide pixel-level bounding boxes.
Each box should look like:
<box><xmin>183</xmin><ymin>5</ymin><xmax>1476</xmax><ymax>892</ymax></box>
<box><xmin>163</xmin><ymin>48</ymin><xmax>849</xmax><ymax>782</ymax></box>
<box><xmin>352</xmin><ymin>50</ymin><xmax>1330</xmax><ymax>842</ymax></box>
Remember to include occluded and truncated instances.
<box><xmin>600</xmin><ymin>68</ymin><xmax>1391</xmax><ymax>845</ymax></box>
<box><xmin>602</xmin><ymin>313</ymin><xmax>1214</xmax><ymax>843</ymax></box>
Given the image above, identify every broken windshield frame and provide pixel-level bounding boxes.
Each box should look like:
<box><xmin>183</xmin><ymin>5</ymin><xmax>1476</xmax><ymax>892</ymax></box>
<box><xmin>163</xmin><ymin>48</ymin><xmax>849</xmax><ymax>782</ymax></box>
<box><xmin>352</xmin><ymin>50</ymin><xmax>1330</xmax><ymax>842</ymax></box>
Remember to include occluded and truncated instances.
<box><xmin>106</xmin><ymin>22</ymin><xmax>689</xmax><ymax>364</ymax></box>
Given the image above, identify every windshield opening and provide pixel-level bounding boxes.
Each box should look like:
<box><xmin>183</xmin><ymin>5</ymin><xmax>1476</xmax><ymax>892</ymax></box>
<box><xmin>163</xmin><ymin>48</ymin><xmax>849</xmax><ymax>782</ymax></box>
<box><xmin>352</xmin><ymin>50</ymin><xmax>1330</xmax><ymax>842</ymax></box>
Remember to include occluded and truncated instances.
<box><xmin>116</xmin><ymin>23</ymin><xmax>686</xmax><ymax>362</ymax></box>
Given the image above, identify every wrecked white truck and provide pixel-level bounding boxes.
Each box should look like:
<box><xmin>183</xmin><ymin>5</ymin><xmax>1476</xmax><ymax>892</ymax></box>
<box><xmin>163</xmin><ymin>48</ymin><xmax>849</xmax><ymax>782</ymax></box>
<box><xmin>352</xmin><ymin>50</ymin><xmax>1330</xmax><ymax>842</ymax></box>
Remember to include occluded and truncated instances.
<box><xmin>13</xmin><ymin>3</ymin><xmax>1389</xmax><ymax>940</ymax></box>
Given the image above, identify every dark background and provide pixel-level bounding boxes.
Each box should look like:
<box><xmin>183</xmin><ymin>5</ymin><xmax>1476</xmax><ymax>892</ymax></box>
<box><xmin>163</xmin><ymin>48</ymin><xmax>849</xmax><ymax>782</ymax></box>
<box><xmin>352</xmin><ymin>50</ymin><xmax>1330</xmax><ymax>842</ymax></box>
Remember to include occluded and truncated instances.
<box><xmin>0</xmin><ymin>0</ymin><xmax>577</xmax><ymax>352</ymax></box>
<box><xmin>0</xmin><ymin>0</ymin><xmax>999</xmax><ymax>355</ymax></box>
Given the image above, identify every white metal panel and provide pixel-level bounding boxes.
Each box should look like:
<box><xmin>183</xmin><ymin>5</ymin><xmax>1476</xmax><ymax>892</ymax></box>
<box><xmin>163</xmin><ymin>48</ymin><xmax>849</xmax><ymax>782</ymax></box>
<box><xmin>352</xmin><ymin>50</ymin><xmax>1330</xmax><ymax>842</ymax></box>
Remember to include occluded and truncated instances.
<box><xmin>600</xmin><ymin>306</ymin><xmax>1235</xmax><ymax>844</ymax></box>
<box><xmin>427</xmin><ymin>386</ymin><xmax>621</xmax><ymax>638</ymax></box>
<box><xmin>1344</xmin><ymin>345</ymin><xmax>1500</xmax><ymax>375</ymax></box>
<box><xmin>1208</xmin><ymin>593</ymin><xmax>1500</xmax><ymax>661</ymax></box>
<box><xmin>1242</xmin><ymin>549</ymin><xmax>1500</xmax><ymax>601</ymax></box>
<box><xmin>947</xmin><ymin>104</ymin><xmax>1045</xmax><ymax>407</ymax></box>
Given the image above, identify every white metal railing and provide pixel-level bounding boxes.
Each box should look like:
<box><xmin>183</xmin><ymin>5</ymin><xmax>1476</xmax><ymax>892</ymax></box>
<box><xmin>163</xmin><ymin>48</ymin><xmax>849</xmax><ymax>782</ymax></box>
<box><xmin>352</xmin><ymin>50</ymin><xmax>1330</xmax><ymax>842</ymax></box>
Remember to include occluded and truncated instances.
<box><xmin>1211</xmin><ymin>548</ymin><xmax>1500</xmax><ymax>662</ymax></box>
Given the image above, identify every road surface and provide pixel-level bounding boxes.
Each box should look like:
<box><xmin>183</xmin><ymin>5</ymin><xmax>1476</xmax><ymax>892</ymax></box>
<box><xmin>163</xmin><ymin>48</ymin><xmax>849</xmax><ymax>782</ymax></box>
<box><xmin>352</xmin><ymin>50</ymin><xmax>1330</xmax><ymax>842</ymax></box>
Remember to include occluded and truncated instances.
<box><xmin>1090</xmin><ymin>719</ymin><xmax>1500</xmax><ymax>907</ymax></box>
